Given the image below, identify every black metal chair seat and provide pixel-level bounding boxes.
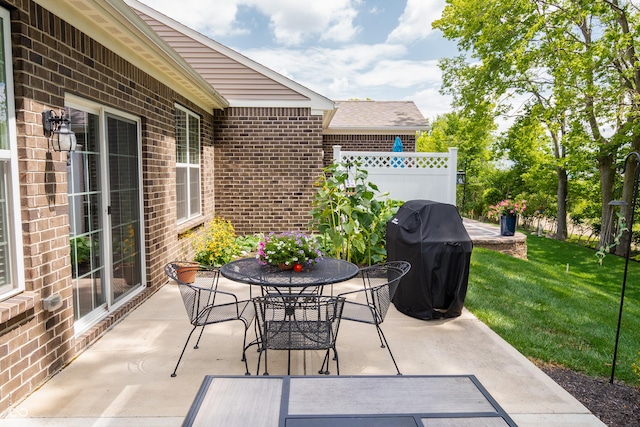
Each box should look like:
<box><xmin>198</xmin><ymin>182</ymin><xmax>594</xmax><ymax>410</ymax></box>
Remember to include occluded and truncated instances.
<box><xmin>165</xmin><ymin>262</ymin><xmax>255</xmax><ymax>377</ymax></box>
<box><xmin>263</xmin><ymin>319</ymin><xmax>333</xmax><ymax>349</ymax></box>
<box><xmin>338</xmin><ymin>261</ymin><xmax>411</xmax><ymax>375</ymax></box>
<box><xmin>253</xmin><ymin>294</ymin><xmax>345</xmax><ymax>376</ymax></box>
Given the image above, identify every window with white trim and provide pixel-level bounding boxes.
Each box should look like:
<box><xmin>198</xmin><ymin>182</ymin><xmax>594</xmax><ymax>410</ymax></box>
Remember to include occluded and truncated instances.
<box><xmin>175</xmin><ymin>105</ymin><xmax>201</xmax><ymax>222</ymax></box>
<box><xmin>0</xmin><ymin>7</ymin><xmax>24</xmax><ymax>300</ymax></box>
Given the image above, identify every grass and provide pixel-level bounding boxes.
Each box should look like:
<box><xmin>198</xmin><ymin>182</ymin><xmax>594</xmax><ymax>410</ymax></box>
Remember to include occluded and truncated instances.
<box><xmin>466</xmin><ymin>233</ymin><xmax>640</xmax><ymax>386</ymax></box>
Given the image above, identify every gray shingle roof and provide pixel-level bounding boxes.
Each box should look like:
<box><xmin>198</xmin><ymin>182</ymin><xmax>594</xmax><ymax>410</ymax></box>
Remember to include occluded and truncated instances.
<box><xmin>326</xmin><ymin>101</ymin><xmax>428</xmax><ymax>132</ymax></box>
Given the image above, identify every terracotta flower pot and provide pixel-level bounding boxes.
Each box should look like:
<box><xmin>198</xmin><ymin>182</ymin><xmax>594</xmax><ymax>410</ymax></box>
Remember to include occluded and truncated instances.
<box><xmin>176</xmin><ymin>262</ymin><xmax>199</xmax><ymax>283</ymax></box>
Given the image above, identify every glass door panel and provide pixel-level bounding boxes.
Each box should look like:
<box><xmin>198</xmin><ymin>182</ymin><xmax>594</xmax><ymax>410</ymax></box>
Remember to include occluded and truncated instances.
<box><xmin>68</xmin><ymin>109</ymin><xmax>105</xmax><ymax>320</ymax></box>
<box><xmin>106</xmin><ymin>115</ymin><xmax>142</xmax><ymax>301</ymax></box>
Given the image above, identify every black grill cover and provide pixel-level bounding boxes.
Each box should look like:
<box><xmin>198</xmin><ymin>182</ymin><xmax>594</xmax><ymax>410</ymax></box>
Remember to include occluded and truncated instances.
<box><xmin>387</xmin><ymin>200</ymin><xmax>472</xmax><ymax>320</ymax></box>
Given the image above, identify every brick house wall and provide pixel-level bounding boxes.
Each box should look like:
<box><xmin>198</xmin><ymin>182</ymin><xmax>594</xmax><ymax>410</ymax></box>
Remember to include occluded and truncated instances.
<box><xmin>214</xmin><ymin>107</ymin><xmax>324</xmax><ymax>235</ymax></box>
<box><xmin>0</xmin><ymin>0</ymin><xmax>216</xmax><ymax>413</ymax></box>
<box><xmin>322</xmin><ymin>134</ymin><xmax>416</xmax><ymax>167</ymax></box>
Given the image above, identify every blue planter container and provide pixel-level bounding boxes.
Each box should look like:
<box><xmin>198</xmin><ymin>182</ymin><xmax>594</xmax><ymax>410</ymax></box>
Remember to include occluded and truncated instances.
<box><xmin>500</xmin><ymin>215</ymin><xmax>517</xmax><ymax>236</ymax></box>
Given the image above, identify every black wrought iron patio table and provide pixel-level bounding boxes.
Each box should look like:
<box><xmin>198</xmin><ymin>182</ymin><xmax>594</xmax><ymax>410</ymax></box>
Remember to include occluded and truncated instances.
<box><xmin>220</xmin><ymin>257</ymin><xmax>359</xmax><ymax>292</ymax></box>
<box><xmin>182</xmin><ymin>375</ymin><xmax>518</xmax><ymax>427</ymax></box>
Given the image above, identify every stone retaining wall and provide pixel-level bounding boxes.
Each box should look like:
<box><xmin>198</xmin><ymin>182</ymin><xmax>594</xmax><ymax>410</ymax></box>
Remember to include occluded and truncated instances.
<box><xmin>472</xmin><ymin>233</ymin><xmax>528</xmax><ymax>259</ymax></box>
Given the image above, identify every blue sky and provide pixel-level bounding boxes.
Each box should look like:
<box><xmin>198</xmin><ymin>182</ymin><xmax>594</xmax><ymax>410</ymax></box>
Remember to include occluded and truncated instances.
<box><xmin>137</xmin><ymin>0</ymin><xmax>459</xmax><ymax>121</ymax></box>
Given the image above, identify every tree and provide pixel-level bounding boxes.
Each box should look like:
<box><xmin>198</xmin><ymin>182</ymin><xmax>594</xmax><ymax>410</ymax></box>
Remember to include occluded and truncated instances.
<box><xmin>434</xmin><ymin>0</ymin><xmax>640</xmax><ymax>243</ymax></box>
<box><xmin>418</xmin><ymin>111</ymin><xmax>494</xmax><ymax>216</ymax></box>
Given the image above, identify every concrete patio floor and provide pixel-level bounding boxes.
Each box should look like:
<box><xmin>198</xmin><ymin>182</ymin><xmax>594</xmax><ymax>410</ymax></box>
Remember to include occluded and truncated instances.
<box><xmin>0</xmin><ymin>273</ymin><xmax>606</xmax><ymax>427</ymax></box>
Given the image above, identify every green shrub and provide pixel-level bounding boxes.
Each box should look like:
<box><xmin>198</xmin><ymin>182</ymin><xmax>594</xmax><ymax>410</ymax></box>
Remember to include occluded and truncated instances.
<box><xmin>309</xmin><ymin>160</ymin><xmax>403</xmax><ymax>266</ymax></box>
<box><xmin>235</xmin><ymin>234</ymin><xmax>261</xmax><ymax>257</ymax></box>
<box><xmin>192</xmin><ymin>217</ymin><xmax>238</xmax><ymax>267</ymax></box>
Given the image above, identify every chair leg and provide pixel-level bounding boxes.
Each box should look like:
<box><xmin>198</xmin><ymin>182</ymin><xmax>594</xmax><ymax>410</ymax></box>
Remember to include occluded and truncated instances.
<box><xmin>319</xmin><ymin>348</ymin><xmax>337</xmax><ymax>375</ymax></box>
<box><xmin>263</xmin><ymin>348</ymin><xmax>269</xmax><ymax>375</ymax></box>
<box><xmin>376</xmin><ymin>325</ymin><xmax>401</xmax><ymax>375</ymax></box>
<box><xmin>374</xmin><ymin>323</ymin><xmax>386</xmax><ymax>348</ymax></box>
<box><xmin>242</xmin><ymin>328</ymin><xmax>251</xmax><ymax>375</ymax></box>
<box><xmin>171</xmin><ymin>325</ymin><xmax>198</xmax><ymax>377</ymax></box>
<box><xmin>256</xmin><ymin>347</ymin><xmax>269</xmax><ymax>376</ymax></box>
<box><xmin>193</xmin><ymin>325</ymin><xmax>207</xmax><ymax>349</ymax></box>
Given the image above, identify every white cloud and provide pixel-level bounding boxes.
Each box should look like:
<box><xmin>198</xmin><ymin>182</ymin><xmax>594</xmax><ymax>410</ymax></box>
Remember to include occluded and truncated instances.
<box><xmin>245</xmin><ymin>0</ymin><xmax>360</xmax><ymax>46</ymax></box>
<box><xmin>387</xmin><ymin>0</ymin><xmax>447</xmax><ymax>43</ymax></box>
<box><xmin>137</xmin><ymin>0</ymin><xmax>360</xmax><ymax>45</ymax></box>
<box><xmin>411</xmin><ymin>87</ymin><xmax>452</xmax><ymax>121</ymax></box>
<box><xmin>354</xmin><ymin>59</ymin><xmax>442</xmax><ymax>88</ymax></box>
<box><xmin>244</xmin><ymin>44</ymin><xmax>444</xmax><ymax>113</ymax></box>
<box><xmin>136</xmin><ymin>0</ymin><xmax>243</xmax><ymax>37</ymax></box>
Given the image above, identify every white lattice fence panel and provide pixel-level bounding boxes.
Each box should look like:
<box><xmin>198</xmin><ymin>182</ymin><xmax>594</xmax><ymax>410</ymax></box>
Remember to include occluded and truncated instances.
<box><xmin>334</xmin><ymin>147</ymin><xmax>458</xmax><ymax>205</ymax></box>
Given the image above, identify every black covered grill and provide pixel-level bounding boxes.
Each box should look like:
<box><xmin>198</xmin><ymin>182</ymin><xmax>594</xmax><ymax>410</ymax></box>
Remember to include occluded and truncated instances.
<box><xmin>386</xmin><ymin>200</ymin><xmax>473</xmax><ymax>320</ymax></box>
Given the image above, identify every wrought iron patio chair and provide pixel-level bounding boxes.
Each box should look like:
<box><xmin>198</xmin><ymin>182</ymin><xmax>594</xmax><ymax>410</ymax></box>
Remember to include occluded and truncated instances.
<box><xmin>252</xmin><ymin>294</ymin><xmax>346</xmax><ymax>376</ymax></box>
<box><xmin>337</xmin><ymin>261</ymin><xmax>411</xmax><ymax>375</ymax></box>
<box><xmin>165</xmin><ymin>262</ymin><xmax>255</xmax><ymax>377</ymax></box>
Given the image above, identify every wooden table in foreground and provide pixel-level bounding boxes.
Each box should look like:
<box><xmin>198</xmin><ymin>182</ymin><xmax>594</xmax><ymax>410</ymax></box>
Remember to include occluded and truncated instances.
<box><xmin>183</xmin><ymin>375</ymin><xmax>518</xmax><ymax>427</ymax></box>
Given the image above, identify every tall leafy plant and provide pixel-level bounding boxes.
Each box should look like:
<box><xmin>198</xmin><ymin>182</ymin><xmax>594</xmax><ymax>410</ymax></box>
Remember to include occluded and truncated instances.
<box><xmin>310</xmin><ymin>161</ymin><xmax>402</xmax><ymax>266</ymax></box>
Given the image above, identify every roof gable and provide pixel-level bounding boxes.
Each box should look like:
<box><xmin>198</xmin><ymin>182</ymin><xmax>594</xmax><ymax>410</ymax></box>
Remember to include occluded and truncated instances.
<box><xmin>126</xmin><ymin>0</ymin><xmax>334</xmax><ymax>114</ymax></box>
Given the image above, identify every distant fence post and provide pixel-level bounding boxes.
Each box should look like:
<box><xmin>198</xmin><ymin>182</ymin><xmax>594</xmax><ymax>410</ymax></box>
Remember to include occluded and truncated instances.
<box><xmin>333</xmin><ymin>145</ymin><xmax>342</xmax><ymax>163</ymax></box>
<box><xmin>448</xmin><ymin>147</ymin><xmax>458</xmax><ymax>206</ymax></box>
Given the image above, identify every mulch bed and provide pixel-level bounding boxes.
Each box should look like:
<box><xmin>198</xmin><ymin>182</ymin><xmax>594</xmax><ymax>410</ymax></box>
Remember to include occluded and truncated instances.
<box><xmin>535</xmin><ymin>361</ymin><xmax>640</xmax><ymax>427</ymax></box>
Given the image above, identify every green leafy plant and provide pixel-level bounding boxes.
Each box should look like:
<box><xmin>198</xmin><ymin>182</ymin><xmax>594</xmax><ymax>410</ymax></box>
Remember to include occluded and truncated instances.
<box><xmin>70</xmin><ymin>236</ymin><xmax>92</xmax><ymax>266</ymax></box>
<box><xmin>235</xmin><ymin>234</ymin><xmax>261</xmax><ymax>257</ymax></box>
<box><xmin>309</xmin><ymin>160</ymin><xmax>403</xmax><ymax>266</ymax></box>
<box><xmin>192</xmin><ymin>216</ymin><xmax>238</xmax><ymax>267</ymax></box>
<box><xmin>256</xmin><ymin>232</ymin><xmax>322</xmax><ymax>268</ymax></box>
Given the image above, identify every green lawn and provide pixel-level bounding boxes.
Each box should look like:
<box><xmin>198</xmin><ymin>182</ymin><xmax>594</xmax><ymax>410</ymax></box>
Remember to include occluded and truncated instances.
<box><xmin>466</xmin><ymin>233</ymin><xmax>640</xmax><ymax>385</ymax></box>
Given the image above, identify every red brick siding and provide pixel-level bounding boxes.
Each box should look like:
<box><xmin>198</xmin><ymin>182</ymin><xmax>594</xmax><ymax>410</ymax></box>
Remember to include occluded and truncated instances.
<box><xmin>214</xmin><ymin>107</ymin><xmax>324</xmax><ymax>235</ymax></box>
<box><xmin>1</xmin><ymin>0</ymin><xmax>215</xmax><ymax>413</ymax></box>
<box><xmin>322</xmin><ymin>134</ymin><xmax>416</xmax><ymax>166</ymax></box>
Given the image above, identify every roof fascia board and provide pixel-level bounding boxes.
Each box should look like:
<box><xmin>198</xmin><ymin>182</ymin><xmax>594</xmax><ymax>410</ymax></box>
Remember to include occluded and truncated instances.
<box><xmin>323</xmin><ymin>127</ymin><xmax>427</xmax><ymax>135</ymax></box>
<box><xmin>126</xmin><ymin>0</ymin><xmax>334</xmax><ymax>112</ymax></box>
<box><xmin>226</xmin><ymin>99</ymin><xmax>327</xmax><ymax>113</ymax></box>
<box><xmin>33</xmin><ymin>0</ymin><xmax>228</xmax><ymax>111</ymax></box>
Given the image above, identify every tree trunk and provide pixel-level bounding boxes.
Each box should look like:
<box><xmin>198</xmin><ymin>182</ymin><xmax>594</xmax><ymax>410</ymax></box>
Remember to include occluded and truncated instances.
<box><xmin>615</xmin><ymin>145</ymin><xmax>640</xmax><ymax>256</ymax></box>
<box><xmin>599</xmin><ymin>154</ymin><xmax>617</xmax><ymax>250</ymax></box>
<box><xmin>555</xmin><ymin>166</ymin><xmax>568</xmax><ymax>240</ymax></box>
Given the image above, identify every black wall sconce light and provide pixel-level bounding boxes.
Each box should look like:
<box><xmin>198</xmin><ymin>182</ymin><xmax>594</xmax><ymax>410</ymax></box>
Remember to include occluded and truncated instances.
<box><xmin>42</xmin><ymin>109</ymin><xmax>77</xmax><ymax>165</ymax></box>
<box><xmin>456</xmin><ymin>170</ymin><xmax>466</xmax><ymax>185</ymax></box>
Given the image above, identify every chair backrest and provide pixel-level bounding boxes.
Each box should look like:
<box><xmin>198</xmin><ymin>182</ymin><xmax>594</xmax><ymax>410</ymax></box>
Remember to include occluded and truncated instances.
<box><xmin>381</xmin><ymin>261</ymin><xmax>411</xmax><ymax>277</ymax></box>
<box><xmin>253</xmin><ymin>294</ymin><xmax>345</xmax><ymax>351</ymax></box>
<box><xmin>359</xmin><ymin>262</ymin><xmax>410</xmax><ymax>322</ymax></box>
<box><xmin>165</xmin><ymin>262</ymin><xmax>220</xmax><ymax>324</ymax></box>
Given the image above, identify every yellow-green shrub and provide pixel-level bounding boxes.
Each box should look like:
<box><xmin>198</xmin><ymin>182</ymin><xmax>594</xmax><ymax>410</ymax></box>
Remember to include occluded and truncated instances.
<box><xmin>192</xmin><ymin>217</ymin><xmax>238</xmax><ymax>267</ymax></box>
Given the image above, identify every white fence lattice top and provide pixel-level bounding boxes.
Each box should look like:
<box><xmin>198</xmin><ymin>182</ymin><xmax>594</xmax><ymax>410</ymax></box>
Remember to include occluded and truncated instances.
<box><xmin>339</xmin><ymin>151</ymin><xmax>451</xmax><ymax>169</ymax></box>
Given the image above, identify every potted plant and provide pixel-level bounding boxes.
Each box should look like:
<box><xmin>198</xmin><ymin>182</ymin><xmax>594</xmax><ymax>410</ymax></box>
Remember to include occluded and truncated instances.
<box><xmin>174</xmin><ymin>261</ymin><xmax>200</xmax><ymax>283</ymax></box>
<box><xmin>256</xmin><ymin>232</ymin><xmax>323</xmax><ymax>271</ymax></box>
<box><xmin>487</xmin><ymin>199</ymin><xmax>526</xmax><ymax>236</ymax></box>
